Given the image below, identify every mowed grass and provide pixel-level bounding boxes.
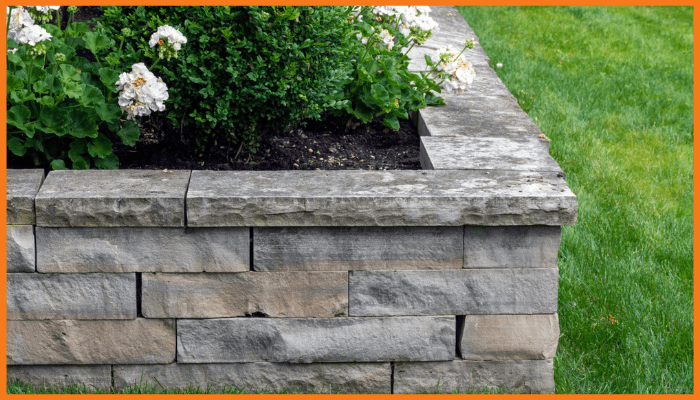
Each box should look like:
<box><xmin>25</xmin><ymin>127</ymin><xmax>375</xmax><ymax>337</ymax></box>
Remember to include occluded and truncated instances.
<box><xmin>456</xmin><ymin>6</ymin><xmax>693</xmax><ymax>394</ymax></box>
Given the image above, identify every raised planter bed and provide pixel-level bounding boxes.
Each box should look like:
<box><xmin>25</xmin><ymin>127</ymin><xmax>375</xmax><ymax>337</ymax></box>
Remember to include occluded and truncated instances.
<box><xmin>6</xmin><ymin>7</ymin><xmax>577</xmax><ymax>394</ymax></box>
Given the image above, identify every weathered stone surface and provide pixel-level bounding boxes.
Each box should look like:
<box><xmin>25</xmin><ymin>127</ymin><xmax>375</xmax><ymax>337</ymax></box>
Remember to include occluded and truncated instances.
<box><xmin>7</xmin><ymin>319</ymin><xmax>175</xmax><ymax>365</ymax></box>
<box><xmin>7</xmin><ymin>273</ymin><xmax>136</xmax><ymax>320</ymax></box>
<box><xmin>187</xmin><ymin>170</ymin><xmax>577</xmax><ymax>227</ymax></box>
<box><xmin>7</xmin><ymin>169</ymin><xmax>44</xmax><ymax>225</ymax></box>
<box><xmin>459</xmin><ymin>314</ymin><xmax>559</xmax><ymax>360</ymax></box>
<box><xmin>394</xmin><ymin>359</ymin><xmax>555</xmax><ymax>394</ymax></box>
<box><xmin>7</xmin><ymin>225</ymin><xmax>35</xmax><ymax>272</ymax></box>
<box><xmin>420</xmin><ymin>137</ymin><xmax>562</xmax><ymax>174</ymax></box>
<box><xmin>36</xmin><ymin>227</ymin><xmax>248</xmax><ymax>273</ymax></box>
<box><xmin>177</xmin><ymin>316</ymin><xmax>455</xmax><ymax>363</ymax></box>
<box><xmin>254</xmin><ymin>227</ymin><xmax>462</xmax><ymax>271</ymax></box>
<box><xmin>142</xmin><ymin>271</ymin><xmax>348</xmax><ymax>318</ymax></box>
<box><xmin>35</xmin><ymin>170</ymin><xmax>191</xmax><ymax>227</ymax></box>
<box><xmin>7</xmin><ymin>365</ymin><xmax>112</xmax><ymax>390</ymax></box>
<box><xmin>464</xmin><ymin>226</ymin><xmax>561</xmax><ymax>268</ymax></box>
<box><xmin>348</xmin><ymin>269</ymin><xmax>558</xmax><ymax>316</ymax></box>
<box><xmin>114</xmin><ymin>363</ymin><xmax>391</xmax><ymax>394</ymax></box>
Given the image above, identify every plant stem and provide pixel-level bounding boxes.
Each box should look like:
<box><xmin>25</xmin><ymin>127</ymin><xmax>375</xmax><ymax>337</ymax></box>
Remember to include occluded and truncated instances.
<box><xmin>6</xmin><ymin>6</ymin><xmax>13</xmax><ymax>36</ymax></box>
<box><xmin>48</xmin><ymin>62</ymin><xmax>58</xmax><ymax>98</ymax></box>
<box><xmin>55</xmin><ymin>8</ymin><xmax>60</xmax><ymax>31</ymax></box>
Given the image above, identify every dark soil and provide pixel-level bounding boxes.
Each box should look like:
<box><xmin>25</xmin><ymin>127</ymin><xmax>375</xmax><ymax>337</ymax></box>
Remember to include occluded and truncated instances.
<box><xmin>7</xmin><ymin>6</ymin><xmax>422</xmax><ymax>172</ymax></box>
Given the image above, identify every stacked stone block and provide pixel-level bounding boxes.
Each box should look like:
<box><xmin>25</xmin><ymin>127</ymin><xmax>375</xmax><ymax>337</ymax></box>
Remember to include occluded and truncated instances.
<box><xmin>6</xmin><ymin>7</ymin><xmax>576</xmax><ymax>394</ymax></box>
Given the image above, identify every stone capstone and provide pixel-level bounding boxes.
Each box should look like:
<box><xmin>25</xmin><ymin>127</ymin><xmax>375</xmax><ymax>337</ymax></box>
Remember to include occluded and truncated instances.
<box><xmin>348</xmin><ymin>269</ymin><xmax>558</xmax><ymax>316</ymax></box>
<box><xmin>177</xmin><ymin>316</ymin><xmax>455</xmax><ymax>363</ymax></box>
<box><xmin>7</xmin><ymin>365</ymin><xmax>112</xmax><ymax>390</ymax></box>
<box><xmin>35</xmin><ymin>170</ymin><xmax>191</xmax><ymax>227</ymax></box>
<box><xmin>36</xmin><ymin>227</ymin><xmax>249</xmax><ymax>272</ymax></box>
<box><xmin>187</xmin><ymin>170</ymin><xmax>577</xmax><ymax>227</ymax></box>
<box><xmin>7</xmin><ymin>319</ymin><xmax>176</xmax><ymax>365</ymax></box>
<box><xmin>254</xmin><ymin>226</ymin><xmax>463</xmax><ymax>271</ymax></box>
<box><xmin>7</xmin><ymin>273</ymin><xmax>136</xmax><ymax>320</ymax></box>
<box><xmin>7</xmin><ymin>169</ymin><xmax>44</xmax><ymax>225</ymax></box>
<box><xmin>114</xmin><ymin>362</ymin><xmax>391</xmax><ymax>394</ymax></box>
<box><xmin>7</xmin><ymin>225</ymin><xmax>35</xmax><ymax>272</ymax></box>
<box><xmin>393</xmin><ymin>359</ymin><xmax>555</xmax><ymax>394</ymax></box>
<box><xmin>459</xmin><ymin>314</ymin><xmax>560</xmax><ymax>360</ymax></box>
<box><xmin>464</xmin><ymin>226</ymin><xmax>561</xmax><ymax>268</ymax></box>
<box><xmin>142</xmin><ymin>271</ymin><xmax>348</xmax><ymax>318</ymax></box>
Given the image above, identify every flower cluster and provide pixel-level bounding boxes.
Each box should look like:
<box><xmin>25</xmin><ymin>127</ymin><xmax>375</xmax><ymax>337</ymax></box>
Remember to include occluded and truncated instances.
<box><xmin>116</xmin><ymin>63</ymin><xmax>169</xmax><ymax>120</ymax></box>
<box><xmin>355</xmin><ymin>26</ymin><xmax>395</xmax><ymax>50</ymax></box>
<box><xmin>7</xmin><ymin>6</ymin><xmax>54</xmax><ymax>54</ymax></box>
<box><xmin>373</xmin><ymin>6</ymin><xmax>437</xmax><ymax>44</ymax></box>
<box><xmin>433</xmin><ymin>45</ymin><xmax>476</xmax><ymax>94</ymax></box>
<box><xmin>149</xmin><ymin>25</ymin><xmax>187</xmax><ymax>60</ymax></box>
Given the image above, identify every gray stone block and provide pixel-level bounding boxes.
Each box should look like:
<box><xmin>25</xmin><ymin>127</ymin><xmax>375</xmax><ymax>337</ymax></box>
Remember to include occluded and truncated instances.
<box><xmin>7</xmin><ymin>225</ymin><xmax>35</xmax><ymax>272</ymax></box>
<box><xmin>35</xmin><ymin>170</ymin><xmax>190</xmax><ymax>227</ymax></box>
<box><xmin>459</xmin><ymin>314</ymin><xmax>559</xmax><ymax>360</ymax></box>
<box><xmin>114</xmin><ymin>363</ymin><xmax>391</xmax><ymax>394</ymax></box>
<box><xmin>187</xmin><ymin>170</ymin><xmax>577</xmax><ymax>227</ymax></box>
<box><xmin>7</xmin><ymin>169</ymin><xmax>44</xmax><ymax>225</ymax></box>
<box><xmin>36</xmin><ymin>227</ymin><xmax>249</xmax><ymax>273</ymax></box>
<box><xmin>142</xmin><ymin>272</ymin><xmax>348</xmax><ymax>318</ymax></box>
<box><xmin>348</xmin><ymin>269</ymin><xmax>558</xmax><ymax>316</ymax></box>
<box><xmin>420</xmin><ymin>137</ymin><xmax>562</xmax><ymax>174</ymax></box>
<box><xmin>7</xmin><ymin>273</ymin><xmax>136</xmax><ymax>320</ymax></box>
<box><xmin>464</xmin><ymin>226</ymin><xmax>561</xmax><ymax>268</ymax></box>
<box><xmin>177</xmin><ymin>316</ymin><xmax>455</xmax><ymax>363</ymax></box>
<box><xmin>393</xmin><ymin>359</ymin><xmax>555</xmax><ymax>394</ymax></box>
<box><xmin>7</xmin><ymin>365</ymin><xmax>112</xmax><ymax>390</ymax></box>
<box><xmin>7</xmin><ymin>319</ymin><xmax>176</xmax><ymax>365</ymax></box>
<box><xmin>254</xmin><ymin>227</ymin><xmax>462</xmax><ymax>271</ymax></box>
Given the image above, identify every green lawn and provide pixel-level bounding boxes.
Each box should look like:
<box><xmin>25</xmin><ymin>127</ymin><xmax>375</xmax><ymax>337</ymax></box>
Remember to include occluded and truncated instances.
<box><xmin>456</xmin><ymin>6</ymin><xmax>693</xmax><ymax>394</ymax></box>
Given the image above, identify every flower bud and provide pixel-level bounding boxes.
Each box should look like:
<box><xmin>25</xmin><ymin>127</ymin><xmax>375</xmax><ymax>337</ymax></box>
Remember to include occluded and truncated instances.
<box><xmin>121</xmin><ymin>27</ymin><xmax>132</xmax><ymax>37</ymax></box>
<box><xmin>67</xmin><ymin>6</ymin><xmax>78</xmax><ymax>14</ymax></box>
<box><xmin>55</xmin><ymin>52</ymin><xmax>66</xmax><ymax>62</ymax></box>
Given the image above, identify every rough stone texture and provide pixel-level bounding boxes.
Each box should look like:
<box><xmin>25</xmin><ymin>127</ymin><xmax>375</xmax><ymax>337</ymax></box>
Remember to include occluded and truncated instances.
<box><xmin>35</xmin><ymin>170</ymin><xmax>191</xmax><ymax>227</ymax></box>
<box><xmin>7</xmin><ymin>225</ymin><xmax>35</xmax><ymax>272</ymax></box>
<box><xmin>420</xmin><ymin>137</ymin><xmax>562</xmax><ymax>174</ymax></box>
<box><xmin>7</xmin><ymin>319</ymin><xmax>176</xmax><ymax>365</ymax></box>
<box><xmin>349</xmin><ymin>269</ymin><xmax>558</xmax><ymax>316</ymax></box>
<box><xmin>393</xmin><ymin>359</ymin><xmax>555</xmax><ymax>394</ymax></box>
<box><xmin>142</xmin><ymin>271</ymin><xmax>348</xmax><ymax>318</ymax></box>
<box><xmin>177</xmin><ymin>316</ymin><xmax>455</xmax><ymax>363</ymax></box>
<box><xmin>7</xmin><ymin>273</ymin><xmax>136</xmax><ymax>320</ymax></box>
<box><xmin>464</xmin><ymin>226</ymin><xmax>561</xmax><ymax>269</ymax></box>
<box><xmin>7</xmin><ymin>365</ymin><xmax>112</xmax><ymax>390</ymax></box>
<box><xmin>187</xmin><ymin>170</ymin><xmax>577</xmax><ymax>227</ymax></box>
<box><xmin>459</xmin><ymin>314</ymin><xmax>559</xmax><ymax>360</ymax></box>
<box><xmin>7</xmin><ymin>169</ymin><xmax>44</xmax><ymax>225</ymax></box>
<box><xmin>254</xmin><ymin>226</ymin><xmax>463</xmax><ymax>271</ymax></box>
<box><xmin>36</xmin><ymin>227</ymin><xmax>248</xmax><ymax>273</ymax></box>
<box><xmin>114</xmin><ymin>363</ymin><xmax>391</xmax><ymax>394</ymax></box>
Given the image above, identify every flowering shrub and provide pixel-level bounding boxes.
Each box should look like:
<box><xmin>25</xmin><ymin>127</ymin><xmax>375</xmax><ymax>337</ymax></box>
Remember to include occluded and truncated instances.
<box><xmin>6</xmin><ymin>6</ymin><xmax>183</xmax><ymax>169</ymax></box>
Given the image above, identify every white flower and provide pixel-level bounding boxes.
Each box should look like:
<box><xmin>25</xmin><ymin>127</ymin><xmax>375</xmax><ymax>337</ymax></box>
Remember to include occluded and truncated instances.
<box><xmin>378</xmin><ymin>29</ymin><xmax>394</xmax><ymax>50</ymax></box>
<box><xmin>356</xmin><ymin>26</ymin><xmax>374</xmax><ymax>45</ymax></box>
<box><xmin>14</xmin><ymin>24</ymin><xmax>52</xmax><ymax>46</ymax></box>
<box><xmin>7</xmin><ymin>48</ymin><xmax>17</xmax><ymax>54</ymax></box>
<box><xmin>116</xmin><ymin>63</ymin><xmax>169</xmax><ymax>120</ymax></box>
<box><xmin>32</xmin><ymin>6</ymin><xmax>60</xmax><ymax>14</ymax></box>
<box><xmin>6</xmin><ymin>7</ymin><xmax>35</xmax><ymax>42</ymax></box>
<box><xmin>433</xmin><ymin>45</ymin><xmax>476</xmax><ymax>95</ymax></box>
<box><xmin>149</xmin><ymin>25</ymin><xmax>187</xmax><ymax>51</ymax></box>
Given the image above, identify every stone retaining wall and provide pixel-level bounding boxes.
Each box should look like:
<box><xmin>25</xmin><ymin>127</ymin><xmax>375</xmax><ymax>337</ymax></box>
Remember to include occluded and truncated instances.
<box><xmin>5</xmin><ymin>7</ymin><xmax>576</xmax><ymax>394</ymax></box>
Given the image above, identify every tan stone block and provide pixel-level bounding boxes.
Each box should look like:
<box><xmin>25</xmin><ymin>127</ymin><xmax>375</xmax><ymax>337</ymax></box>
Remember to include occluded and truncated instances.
<box><xmin>7</xmin><ymin>365</ymin><xmax>111</xmax><ymax>390</ymax></box>
<box><xmin>142</xmin><ymin>272</ymin><xmax>348</xmax><ymax>318</ymax></box>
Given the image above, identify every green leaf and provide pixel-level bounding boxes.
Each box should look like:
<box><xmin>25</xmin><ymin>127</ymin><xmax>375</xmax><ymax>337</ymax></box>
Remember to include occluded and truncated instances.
<box><xmin>382</xmin><ymin>113</ymin><xmax>400</xmax><ymax>130</ymax></box>
<box><xmin>391</xmin><ymin>106</ymin><xmax>408</xmax><ymax>120</ymax></box>
<box><xmin>51</xmin><ymin>159</ymin><xmax>69</xmax><ymax>170</ymax></box>
<box><xmin>10</xmin><ymin>89</ymin><xmax>37</xmax><ymax>104</ymax></box>
<box><xmin>72</xmin><ymin>157</ymin><xmax>90</xmax><ymax>170</ymax></box>
<box><xmin>7</xmin><ymin>51</ymin><xmax>24</xmax><ymax>66</ymax></box>
<box><xmin>424</xmin><ymin>54</ymin><xmax>434</xmax><ymax>67</ymax></box>
<box><xmin>63</xmin><ymin>81</ymin><xmax>83</xmax><ymax>99</ymax></box>
<box><xmin>105</xmin><ymin>53</ymin><xmax>120</xmax><ymax>68</ymax></box>
<box><xmin>7</xmin><ymin>137</ymin><xmax>27</xmax><ymax>156</ymax></box>
<box><xmin>32</xmin><ymin>80</ymin><xmax>49</xmax><ymax>94</ymax></box>
<box><xmin>94</xmin><ymin>153</ymin><xmax>119</xmax><ymax>169</ymax></box>
<box><xmin>78</xmin><ymin>84</ymin><xmax>105</xmax><ymax>107</ymax></box>
<box><xmin>7</xmin><ymin>38</ymin><xmax>18</xmax><ymax>48</ymax></box>
<box><xmin>357</xmin><ymin>65</ymin><xmax>374</xmax><ymax>83</ymax></box>
<box><xmin>369</xmin><ymin>84</ymin><xmax>391</xmax><ymax>106</ymax></box>
<box><xmin>87</xmin><ymin>133</ymin><xmax>113</xmax><ymax>159</ymax></box>
<box><xmin>425</xmin><ymin>92</ymin><xmax>445</xmax><ymax>106</ymax></box>
<box><xmin>352</xmin><ymin>102</ymin><xmax>374</xmax><ymax>123</ymax></box>
<box><xmin>98</xmin><ymin>68</ymin><xmax>120</xmax><ymax>91</ymax></box>
<box><xmin>7</xmin><ymin>74</ymin><xmax>23</xmax><ymax>92</ymax></box>
<box><xmin>37</xmin><ymin>96</ymin><xmax>55</xmax><ymax>106</ymax></box>
<box><xmin>7</xmin><ymin>105</ymin><xmax>31</xmax><ymax>128</ymax></box>
<box><xmin>95</xmin><ymin>103</ymin><xmax>121</xmax><ymax>125</ymax></box>
<box><xmin>66</xmin><ymin>22</ymin><xmax>89</xmax><ymax>38</ymax></box>
<box><xmin>38</xmin><ymin>106</ymin><xmax>69</xmax><ymax>136</ymax></box>
<box><xmin>117</xmin><ymin>121</ymin><xmax>140</xmax><ymax>146</ymax></box>
<box><xmin>84</xmin><ymin>31</ymin><xmax>111</xmax><ymax>54</ymax></box>
<box><xmin>66</xmin><ymin>108</ymin><xmax>99</xmax><ymax>138</ymax></box>
<box><xmin>58</xmin><ymin>64</ymin><xmax>82</xmax><ymax>83</ymax></box>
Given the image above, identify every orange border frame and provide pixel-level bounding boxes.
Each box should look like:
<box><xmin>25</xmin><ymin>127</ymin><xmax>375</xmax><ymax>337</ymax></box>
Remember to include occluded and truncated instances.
<box><xmin>0</xmin><ymin>1</ymin><xmax>695</xmax><ymax>398</ymax></box>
